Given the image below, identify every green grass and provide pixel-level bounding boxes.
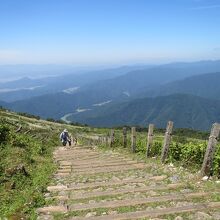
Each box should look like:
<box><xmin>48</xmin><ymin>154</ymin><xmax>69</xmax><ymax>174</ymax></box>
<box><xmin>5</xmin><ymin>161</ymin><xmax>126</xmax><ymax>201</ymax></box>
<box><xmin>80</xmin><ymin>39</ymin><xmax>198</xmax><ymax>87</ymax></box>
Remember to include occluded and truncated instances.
<box><xmin>95</xmin><ymin>128</ymin><xmax>220</xmax><ymax>176</ymax></box>
<box><xmin>0</xmin><ymin>109</ymin><xmax>87</xmax><ymax>219</ymax></box>
<box><xmin>0</xmin><ymin>119</ymin><xmax>57</xmax><ymax>218</ymax></box>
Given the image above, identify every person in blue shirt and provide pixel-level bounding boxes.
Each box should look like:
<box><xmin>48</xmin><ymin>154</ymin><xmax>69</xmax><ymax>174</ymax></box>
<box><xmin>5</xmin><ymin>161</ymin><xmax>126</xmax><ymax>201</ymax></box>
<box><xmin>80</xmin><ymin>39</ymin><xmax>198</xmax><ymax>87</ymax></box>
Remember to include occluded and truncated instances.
<box><xmin>60</xmin><ymin>129</ymin><xmax>71</xmax><ymax>146</ymax></box>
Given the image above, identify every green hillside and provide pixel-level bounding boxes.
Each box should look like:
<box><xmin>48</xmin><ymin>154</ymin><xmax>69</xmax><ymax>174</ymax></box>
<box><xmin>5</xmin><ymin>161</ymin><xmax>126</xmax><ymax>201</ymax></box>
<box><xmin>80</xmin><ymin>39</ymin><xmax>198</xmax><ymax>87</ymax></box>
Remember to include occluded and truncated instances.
<box><xmin>0</xmin><ymin>109</ymin><xmax>63</xmax><ymax>218</ymax></box>
<box><xmin>1</xmin><ymin>70</ymin><xmax>220</xmax><ymax>131</ymax></box>
<box><xmin>69</xmin><ymin>94</ymin><xmax>220</xmax><ymax>130</ymax></box>
<box><xmin>0</xmin><ymin>108</ymin><xmax>104</xmax><ymax>218</ymax></box>
<box><xmin>3</xmin><ymin>62</ymin><xmax>220</xmax><ymax>121</ymax></box>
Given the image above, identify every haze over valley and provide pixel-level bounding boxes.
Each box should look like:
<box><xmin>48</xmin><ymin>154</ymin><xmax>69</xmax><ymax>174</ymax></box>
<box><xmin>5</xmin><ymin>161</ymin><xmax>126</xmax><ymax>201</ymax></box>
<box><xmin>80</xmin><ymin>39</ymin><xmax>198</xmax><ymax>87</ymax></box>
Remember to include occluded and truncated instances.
<box><xmin>1</xmin><ymin>60</ymin><xmax>220</xmax><ymax>130</ymax></box>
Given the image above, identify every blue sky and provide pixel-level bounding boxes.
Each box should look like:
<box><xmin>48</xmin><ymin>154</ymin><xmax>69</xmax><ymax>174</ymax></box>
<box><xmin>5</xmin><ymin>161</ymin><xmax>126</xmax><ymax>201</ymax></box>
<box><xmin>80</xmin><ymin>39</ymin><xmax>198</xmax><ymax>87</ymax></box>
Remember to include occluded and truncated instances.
<box><xmin>0</xmin><ymin>0</ymin><xmax>220</xmax><ymax>65</ymax></box>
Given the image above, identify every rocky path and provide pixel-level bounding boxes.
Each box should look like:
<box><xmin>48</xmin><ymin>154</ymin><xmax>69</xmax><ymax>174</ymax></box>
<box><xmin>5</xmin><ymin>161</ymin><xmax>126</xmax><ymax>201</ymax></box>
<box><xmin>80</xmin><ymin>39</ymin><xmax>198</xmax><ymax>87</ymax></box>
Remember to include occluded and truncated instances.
<box><xmin>37</xmin><ymin>145</ymin><xmax>220</xmax><ymax>220</ymax></box>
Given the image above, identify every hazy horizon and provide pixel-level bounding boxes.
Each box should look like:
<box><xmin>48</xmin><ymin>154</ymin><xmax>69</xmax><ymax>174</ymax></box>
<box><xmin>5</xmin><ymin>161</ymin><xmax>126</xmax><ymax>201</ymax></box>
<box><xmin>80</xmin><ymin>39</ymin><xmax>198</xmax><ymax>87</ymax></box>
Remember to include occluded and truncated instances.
<box><xmin>1</xmin><ymin>58</ymin><xmax>220</xmax><ymax>82</ymax></box>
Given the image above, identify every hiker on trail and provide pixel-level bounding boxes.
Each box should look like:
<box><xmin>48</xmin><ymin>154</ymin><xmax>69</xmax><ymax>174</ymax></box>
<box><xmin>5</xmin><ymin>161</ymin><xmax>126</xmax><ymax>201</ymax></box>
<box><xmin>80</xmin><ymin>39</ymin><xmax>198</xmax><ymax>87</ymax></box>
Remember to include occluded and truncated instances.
<box><xmin>60</xmin><ymin>129</ymin><xmax>71</xmax><ymax>146</ymax></box>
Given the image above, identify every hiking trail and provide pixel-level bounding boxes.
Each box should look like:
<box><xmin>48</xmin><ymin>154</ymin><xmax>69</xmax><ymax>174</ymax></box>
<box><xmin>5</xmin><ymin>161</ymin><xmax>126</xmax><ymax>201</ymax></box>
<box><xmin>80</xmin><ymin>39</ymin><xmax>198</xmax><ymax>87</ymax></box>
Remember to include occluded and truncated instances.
<box><xmin>37</xmin><ymin>144</ymin><xmax>220</xmax><ymax>220</ymax></box>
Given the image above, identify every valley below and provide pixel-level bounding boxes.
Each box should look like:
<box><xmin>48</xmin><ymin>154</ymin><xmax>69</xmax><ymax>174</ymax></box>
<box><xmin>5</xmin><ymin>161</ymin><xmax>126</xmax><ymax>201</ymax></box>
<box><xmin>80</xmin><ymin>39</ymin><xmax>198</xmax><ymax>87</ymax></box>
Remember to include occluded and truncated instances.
<box><xmin>1</xmin><ymin>61</ymin><xmax>220</xmax><ymax>131</ymax></box>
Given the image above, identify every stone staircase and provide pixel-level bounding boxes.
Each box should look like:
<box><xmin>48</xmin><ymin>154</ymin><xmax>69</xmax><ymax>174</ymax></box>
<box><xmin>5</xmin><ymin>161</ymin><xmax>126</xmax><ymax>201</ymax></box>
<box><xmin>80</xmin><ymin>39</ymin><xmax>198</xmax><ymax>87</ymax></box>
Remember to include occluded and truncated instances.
<box><xmin>37</xmin><ymin>145</ymin><xmax>220</xmax><ymax>220</ymax></box>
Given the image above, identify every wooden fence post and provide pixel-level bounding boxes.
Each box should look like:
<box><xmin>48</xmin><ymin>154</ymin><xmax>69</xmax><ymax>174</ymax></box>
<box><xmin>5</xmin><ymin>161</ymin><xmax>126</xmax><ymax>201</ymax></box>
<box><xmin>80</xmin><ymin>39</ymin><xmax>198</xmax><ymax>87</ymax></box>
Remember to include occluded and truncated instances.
<box><xmin>123</xmin><ymin>127</ymin><xmax>127</xmax><ymax>148</ymax></box>
<box><xmin>161</xmin><ymin>121</ymin><xmax>174</xmax><ymax>163</ymax></box>
<box><xmin>201</xmin><ymin>123</ymin><xmax>220</xmax><ymax>176</ymax></box>
<box><xmin>146</xmin><ymin>124</ymin><xmax>154</xmax><ymax>157</ymax></box>
<box><xmin>110</xmin><ymin>129</ymin><xmax>115</xmax><ymax>148</ymax></box>
<box><xmin>131</xmin><ymin>127</ymin><xmax>136</xmax><ymax>153</ymax></box>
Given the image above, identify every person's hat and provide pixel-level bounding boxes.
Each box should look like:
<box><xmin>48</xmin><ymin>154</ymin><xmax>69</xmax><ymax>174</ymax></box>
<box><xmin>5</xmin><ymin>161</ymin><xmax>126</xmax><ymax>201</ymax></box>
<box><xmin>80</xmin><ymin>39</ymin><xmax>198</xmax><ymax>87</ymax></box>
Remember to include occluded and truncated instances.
<box><xmin>64</xmin><ymin>129</ymin><xmax>68</xmax><ymax>132</ymax></box>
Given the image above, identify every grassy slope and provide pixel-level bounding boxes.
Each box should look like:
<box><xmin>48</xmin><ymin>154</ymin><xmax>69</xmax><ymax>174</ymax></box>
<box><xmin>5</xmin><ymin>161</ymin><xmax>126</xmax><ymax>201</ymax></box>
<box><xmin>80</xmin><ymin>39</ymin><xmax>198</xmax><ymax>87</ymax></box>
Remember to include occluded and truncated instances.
<box><xmin>0</xmin><ymin>109</ymin><xmax>104</xmax><ymax>219</ymax></box>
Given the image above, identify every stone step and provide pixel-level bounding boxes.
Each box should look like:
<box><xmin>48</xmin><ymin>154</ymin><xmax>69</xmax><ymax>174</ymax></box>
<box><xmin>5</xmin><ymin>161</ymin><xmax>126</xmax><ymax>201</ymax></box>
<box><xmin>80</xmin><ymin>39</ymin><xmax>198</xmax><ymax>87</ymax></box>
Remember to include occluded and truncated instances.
<box><xmin>69</xmin><ymin>192</ymin><xmax>209</xmax><ymax>211</ymax></box>
<box><xmin>57</xmin><ymin>169</ymin><xmax>72</xmax><ymax>173</ymax></box>
<box><xmin>72</xmin><ymin>163</ymin><xmax>146</xmax><ymax>172</ymax></box>
<box><xmin>55</xmin><ymin>154</ymin><xmax>101</xmax><ymax>160</ymax></box>
<box><xmin>70</xmin><ymin>202</ymin><xmax>220</xmax><ymax>220</ymax></box>
<box><xmin>54</xmin><ymin>172</ymin><xmax>70</xmax><ymax>177</ymax></box>
<box><xmin>54</xmin><ymin>149</ymin><xmax>93</xmax><ymax>153</ymax></box>
<box><xmin>55</xmin><ymin>146</ymin><xmax>93</xmax><ymax>150</ymax></box>
<box><xmin>37</xmin><ymin>206</ymin><xmax>67</xmax><ymax>214</ymax></box>
<box><xmin>68</xmin><ymin>146</ymin><xmax>95</xmax><ymax>149</ymax></box>
<box><xmin>56</xmin><ymin>156</ymin><xmax>129</xmax><ymax>163</ymax></box>
<box><xmin>72</xmin><ymin>155</ymin><xmax>132</xmax><ymax>163</ymax></box>
<box><xmin>71</xmin><ymin>164</ymin><xmax>148</xmax><ymax>175</ymax></box>
<box><xmin>59</xmin><ymin>166</ymin><xmax>72</xmax><ymax>170</ymax></box>
<box><xmin>54</xmin><ymin>150</ymin><xmax>98</xmax><ymax>153</ymax></box>
<box><xmin>71</xmin><ymin>161</ymin><xmax>140</xmax><ymax>169</ymax></box>
<box><xmin>47</xmin><ymin>185</ymin><xmax>68</xmax><ymax>192</ymax></box>
<box><xmin>71</xmin><ymin>158</ymin><xmax>134</xmax><ymax>166</ymax></box>
<box><xmin>59</xmin><ymin>161</ymin><xmax>72</xmax><ymax>166</ymax></box>
<box><xmin>67</xmin><ymin>175</ymin><xmax>167</xmax><ymax>190</ymax></box>
<box><xmin>69</xmin><ymin>183</ymin><xmax>183</xmax><ymax>199</ymax></box>
<box><xmin>55</xmin><ymin>152</ymin><xmax>100</xmax><ymax>157</ymax></box>
<box><xmin>57</xmin><ymin>154</ymin><xmax>101</xmax><ymax>159</ymax></box>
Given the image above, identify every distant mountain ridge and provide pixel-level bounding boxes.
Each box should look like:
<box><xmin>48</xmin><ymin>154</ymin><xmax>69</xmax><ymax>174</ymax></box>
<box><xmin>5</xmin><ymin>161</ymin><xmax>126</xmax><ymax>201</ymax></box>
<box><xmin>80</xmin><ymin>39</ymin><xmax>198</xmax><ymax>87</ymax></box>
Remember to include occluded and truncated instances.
<box><xmin>0</xmin><ymin>65</ymin><xmax>150</xmax><ymax>102</ymax></box>
<box><xmin>1</xmin><ymin>60</ymin><xmax>220</xmax><ymax>102</ymax></box>
<box><xmin>1</xmin><ymin>60</ymin><xmax>220</xmax><ymax>130</ymax></box>
<box><xmin>75</xmin><ymin>60</ymin><xmax>220</xmax><ymax>100</ymax></box>
<box><xmin>68</xmin><ymin>94</ymin><xmax>220</xmax><ymax>130</ymax></box>
<box><xmin>142</xmin><ymin>72</ymin><xmax>220</xmax><ymax>100</ymax></box>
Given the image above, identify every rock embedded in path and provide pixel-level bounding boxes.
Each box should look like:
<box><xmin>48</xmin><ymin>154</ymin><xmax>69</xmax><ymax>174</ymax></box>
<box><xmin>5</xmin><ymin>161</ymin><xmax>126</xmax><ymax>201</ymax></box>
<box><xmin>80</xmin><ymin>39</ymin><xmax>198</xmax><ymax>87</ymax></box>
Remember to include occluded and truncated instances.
<box><xmin>169</xmin><ymin>175</ymin><xmax>180</xmax><ymax>183</ymax></box>
<box><xmin>212</xmin><ymin>212</ymin><xmax>220</xmax><ymax>220</ymax></box>
<box><xmin>111</xmin><ymin>176</ymin><xmax>121</xmax><ymax>181</ymax></box>
<box><xmin>202</xmin><ymin>176</ymin><xmax>209</xmax><ymax>181</ymax></box>
<box><xmin>37</xmin><ymin>206</ymin><xmax>67</xmax><ymax>214</ymax></box>
<box><xmin>174</xmin><ymin>216</ymin><xmax>183</xmax><ymax>220</ymax></box>
<box><xmin>194</xmin><ymin>211</ymin><xmax>212</xmax><ymax>219</ymax></box>
<box><xmin>37</xmin><ymin>215</ymin><xmax>54</xmax><ymax>220</ymax></box>
<box><xmin>85</xmin><ymin>212</ymin><xmax>97</xmax><ymax>218</ymax></box>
